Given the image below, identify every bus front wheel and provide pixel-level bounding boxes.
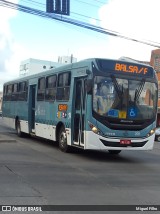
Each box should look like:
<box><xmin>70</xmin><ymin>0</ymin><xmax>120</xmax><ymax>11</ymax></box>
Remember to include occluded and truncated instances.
<box><xmin>108</xmin><ymin>150</ymin><xmax>121</xmax><ymax>155</ymax></box>
<box><xmin>58</xmin><ymin>127</ymin><xmax>70</xmax><ymax>152</ymax></box>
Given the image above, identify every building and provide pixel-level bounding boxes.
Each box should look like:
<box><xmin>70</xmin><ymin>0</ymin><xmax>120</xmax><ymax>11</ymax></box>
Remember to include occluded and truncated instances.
<box><xmin>19</xmin><ymin>58</ymin><xmax>63</xmax><ymax>77</ymax></box>
<box><xmin>119</xmin><ymin>56</ymin><xmax>149</xmax><ymax>65</ymax></box>
<box><xmin>0</xmin><ymin>92</ymin><xmax>2</xmax><ymax>111</ymax></box>
<box><xmin>150</xmin><ymin>49</ymin><xmax>160</xmax><ymax>72</ymax></box>
<box><xmin>58</xmin><ymin>55</ymin><xmax>77</xmax><ymax>64</ymax></box>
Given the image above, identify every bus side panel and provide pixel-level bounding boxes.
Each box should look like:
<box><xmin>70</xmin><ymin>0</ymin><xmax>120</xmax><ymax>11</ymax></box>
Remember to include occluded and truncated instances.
<box><xmin>15</xmin><ymin>101</ymin><xmax>29</xmax><ymax>133</ymax></box>
<box><xmin>34</xmin><ymin>101</ymin><xmax>56</xmax><ymax>141</ymax></box>
<box><xmin>20</xmin><ymin>120</ymin><xmax>29</xmax><ymax>133</ymax></box>
<box><xmin>35</xmin><ymin>123</ymin><xmax>56</xmax><ymax>141</ymax></box>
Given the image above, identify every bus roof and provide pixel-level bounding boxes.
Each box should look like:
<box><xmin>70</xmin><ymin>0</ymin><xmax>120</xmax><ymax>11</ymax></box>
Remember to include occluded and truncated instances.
<box><xmin>3</xmin><ymin>58</ymin><xmax>155</xmax><ymax>85</ymax></box>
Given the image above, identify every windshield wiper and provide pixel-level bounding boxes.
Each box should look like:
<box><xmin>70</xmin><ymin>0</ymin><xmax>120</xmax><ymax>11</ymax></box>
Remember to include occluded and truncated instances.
<box><xmin>134</xmin><ymin>79</ymin><xmax>145</xmax><ymax>103</ymax></box>
<box><xmin>110</xmin><ymin>75</ymin><xmax>123</xmax><ymax>99</ymax></box>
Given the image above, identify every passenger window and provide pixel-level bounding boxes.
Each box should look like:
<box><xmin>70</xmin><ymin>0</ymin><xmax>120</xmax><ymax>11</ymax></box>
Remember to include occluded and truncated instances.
<box><xmin>7</xmin><ymin>85</ymin><xmax>13</xmax><ymax>94</ymax></box>
<box><xmin>6</xmin><ymin>85</ymin><xmax>13</xmax><ymax>101</ymax></box>
<box><xmin>56</xmin><ymin>72</ymin><xmax>71</xmax><ymax>101</ymax></box>
<box><xmin>37</xmin><ymin>77</ymin><xmax>45</xmax><ymax>101</ymax></box>
<box><xmin>45</xmin><ymin>75</ymin><xmax>57</xmax><ymax>101</ymax></box>
<box><xmin>12</xmin><ymin>83</ymin><xmax>19</xmax><ymax>101</ymax></box>
<box><xmin>3</xmin><ymin>86</ymin><xmax>7</xmax><ymax>101</ymax></box>
<box><xmin>19</xmin><ymin>81</ymin><xmax>28</xmax><ymax>101</ymax></box>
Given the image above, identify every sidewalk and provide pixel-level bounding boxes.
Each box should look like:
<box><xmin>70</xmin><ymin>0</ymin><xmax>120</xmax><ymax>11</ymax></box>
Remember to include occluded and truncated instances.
<box><xmin>0</xmin><ymin>117</ymin><xmax>16</xmax><ymax>142</ymax></box>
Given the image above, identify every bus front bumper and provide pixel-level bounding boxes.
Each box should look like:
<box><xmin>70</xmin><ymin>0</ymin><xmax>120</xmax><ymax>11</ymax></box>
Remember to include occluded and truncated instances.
<box><xmin>85</xmin><ymin>131</ymin><xmax>155</xmax><ymax>151</ymax></box>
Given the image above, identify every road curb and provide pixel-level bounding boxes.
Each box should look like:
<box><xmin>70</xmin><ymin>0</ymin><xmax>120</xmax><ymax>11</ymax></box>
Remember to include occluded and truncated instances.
<box><xmin>0</xmin><ymin>133</ymin><xmax>17</xmax><ymax>143</ymax></box>
<box><xmin>0</xmin><ymin>139</ymin><xmax>17</xmax><ymax>143</ymax></box>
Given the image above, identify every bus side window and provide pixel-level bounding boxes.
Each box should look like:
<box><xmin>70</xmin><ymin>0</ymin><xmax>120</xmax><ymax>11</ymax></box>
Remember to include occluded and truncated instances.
<box><xmin>3</xmin><ymin>85</ymin><xmax>7</xmax><ymax>101</ymax></box>
<box><xmin>56</xmin><ymin>72</ymin><xmax>71</xmax><ymax>101</ymax></box>
<box><xmin>37</xmin><ymin>77</ymin><xmax>45</xmax><ymax>101</ymax></box>
<box><xmin>6</xmin><ymin>84</ymin><xmax>13</xmax><ymax>101</ymax></box>
<box><xmin>12</xmin><ymin>83</ymin><xmax>19</xmax><ymax>101</ymax></box>
<box><xmin>45</xmin><ymin>75</ymin><xmax>57</xmax><ymax>101</ymax></box>
<box><xmin>75</xmin><ymin>80</ymin><xmax>82</xmax><ymax>110</ymax></box>
<box><xmin>19</xmin><ymin>81</ymin><xmax>27</xmax><ymax>101</ymax></box>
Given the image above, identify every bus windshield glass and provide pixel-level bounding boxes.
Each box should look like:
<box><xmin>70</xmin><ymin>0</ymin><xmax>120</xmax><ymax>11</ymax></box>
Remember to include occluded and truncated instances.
<box><xmin>93</xmin><ymin>76</ymin><xmax>157</xmax><ymax>120</ymax></box>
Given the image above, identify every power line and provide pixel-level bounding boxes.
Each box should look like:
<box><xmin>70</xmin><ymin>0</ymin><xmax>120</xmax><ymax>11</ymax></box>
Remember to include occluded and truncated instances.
<box><xmin>20</xmin><ymin>0</ymin><xmax>103</xmax><ymax>23</ymax></box>
<box><xmin>92</xmin><ymin>0</ymin><xmax>107</xmax><ymax>4</ymax></box>
<box><xmin>20</xmin><ymin>0</ymin><xmax>107</xmax><ymax>27</ymax></box>
<box><xmin>75</xmin><ymin>0</ymin><xmax>102</xmax><ymax>8</ymax></box>
<box><xmin>21</xmin><ymin>0</ymin><xmax>44</xmax><ymax>6</ymax></box>
<box><xmin>71</xmin><ymin>12</ymin><xmax>101</xmax><ymax>22</ymax></box>
<box><xmin>0</xmin><ymin>0</ymin><xmax>160</xmax><ymax>48</ymax></box>
<box><xmin>20</xmin><ymin>0</ymin><xmax>45</xmax><ymax>9</ymax></box>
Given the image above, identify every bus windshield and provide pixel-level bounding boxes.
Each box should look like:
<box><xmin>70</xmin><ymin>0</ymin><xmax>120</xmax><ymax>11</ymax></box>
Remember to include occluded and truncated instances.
<box><xmin>93</xmin><ymin>76</ymin><xmax>157</xmax><ymax>120</ymax></box>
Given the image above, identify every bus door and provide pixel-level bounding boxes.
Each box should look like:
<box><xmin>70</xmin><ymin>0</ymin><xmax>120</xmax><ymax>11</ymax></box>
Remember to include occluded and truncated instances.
<box><xmin>73</xmin><ymin>78</ymin><xmax>87</xmax><ymax>148</ymax></box>
<box><xmin>28</xmin><ymin>84</ymin><xmax>36</xmax><ymax>133</ymax></box>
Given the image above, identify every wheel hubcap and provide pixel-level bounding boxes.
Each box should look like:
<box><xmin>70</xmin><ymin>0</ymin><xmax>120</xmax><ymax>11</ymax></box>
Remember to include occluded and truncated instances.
<box><xmin>60</xmin><ymin>132</ymin><xmax>66</xmax><ymax>148</ymax></box>
<box><xmin>17</xmin><ymin>125</ymin><xmax>20</xmax><ymax>134</ymax></box>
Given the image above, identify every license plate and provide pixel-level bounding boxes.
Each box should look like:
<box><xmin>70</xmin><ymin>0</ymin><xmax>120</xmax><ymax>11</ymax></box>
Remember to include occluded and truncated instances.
<box><xmin>120</xmin><ymin>139</ymin><xmax>131</xmax><ymax>145</ymax></box>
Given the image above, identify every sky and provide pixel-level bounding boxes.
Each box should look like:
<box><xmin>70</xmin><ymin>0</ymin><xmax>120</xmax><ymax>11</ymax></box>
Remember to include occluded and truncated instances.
<box><xmin>0</xmin><ymin>0</ymin><xmax>160</xmax><ymax>91</ymax></box>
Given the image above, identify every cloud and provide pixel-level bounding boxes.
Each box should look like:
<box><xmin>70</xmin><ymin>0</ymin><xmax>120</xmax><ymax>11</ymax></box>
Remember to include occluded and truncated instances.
<box><xmin>0</xmin><ymin>0</ymin><xmax>20</xmax><ymax>91</ymax></box>
<box><xmin>98</xmin><ymin>0</ymin><xmax>160</xmax><ymax>61</ymax></box>
<box><xmin>0</xmin><ymin>34</ymin><xmax>13</xmax><ymax>72</ymax></box>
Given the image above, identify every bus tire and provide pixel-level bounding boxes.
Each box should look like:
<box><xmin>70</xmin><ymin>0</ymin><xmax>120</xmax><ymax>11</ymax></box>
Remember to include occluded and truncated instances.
<box><xmin>156</xmin><ymin>135</ymin><xmax>160</xmax><ymax>142</ymax></box>
<box><xmin>108</xmin><ymin>150</ymin><xmax>121</xmax><ymax>155</ymax></box>
<box><xmin>16</xmin><ymin>120</ymin><xmax>24</xmax><ymax>137</ymax></box>
<box><xmin>58</xmin><ymin>126</ymin><xmax>70</xmax><ymax>152</ymax></box>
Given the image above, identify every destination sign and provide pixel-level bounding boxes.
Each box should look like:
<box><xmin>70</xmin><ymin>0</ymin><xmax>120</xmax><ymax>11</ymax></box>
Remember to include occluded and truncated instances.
<box><xmin>96</xmin><ymin>59</ymin><xmax>154</xmax><ymax>78</ymax></box>
<box><xmin>115</xmin><ymin>63</ymin><xmax>148</xmax><ymax>75</ymax></box>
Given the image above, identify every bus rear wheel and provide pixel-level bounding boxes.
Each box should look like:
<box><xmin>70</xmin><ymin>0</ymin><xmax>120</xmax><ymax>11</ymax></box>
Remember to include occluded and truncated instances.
<box><xmin>108</xmin><ymin>150</ymin><xmax>121</xmax><ymax>155</ymax></box>
<box><xmin>58</xmin><ymin>127</ymin><xmax>70</xmax><ymax>152</ymax></box>
<box><xmin>16</xmin><ymin>120</ymin><xmax>24</xmax><ymax>137</ymax></box>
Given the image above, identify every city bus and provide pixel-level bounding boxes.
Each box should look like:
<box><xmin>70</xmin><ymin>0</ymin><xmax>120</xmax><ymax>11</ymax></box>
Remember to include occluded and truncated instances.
<box><xmin>2</xmin><ymin>58</ymin><xmax>158</xmax><ymax>154</ymax></box>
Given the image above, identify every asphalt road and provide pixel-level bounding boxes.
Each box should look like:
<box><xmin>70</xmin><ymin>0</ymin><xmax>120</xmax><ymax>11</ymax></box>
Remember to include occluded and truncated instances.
<box><xmin>0</xmin><ymin>117</ymin><xmax>160</xmax><ymax>213</ymax></box>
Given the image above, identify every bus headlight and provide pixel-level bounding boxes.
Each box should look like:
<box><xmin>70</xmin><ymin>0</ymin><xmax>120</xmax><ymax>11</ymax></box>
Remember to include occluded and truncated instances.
<box><xmin>147</xmin><ymin>129</ymin><xmax>155</xmax><ymax>137</ymax></box>
<box><xmin>88</xmin><ymin>121</ymin><xmax>104</xmax><ymax>135</ymax></box>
